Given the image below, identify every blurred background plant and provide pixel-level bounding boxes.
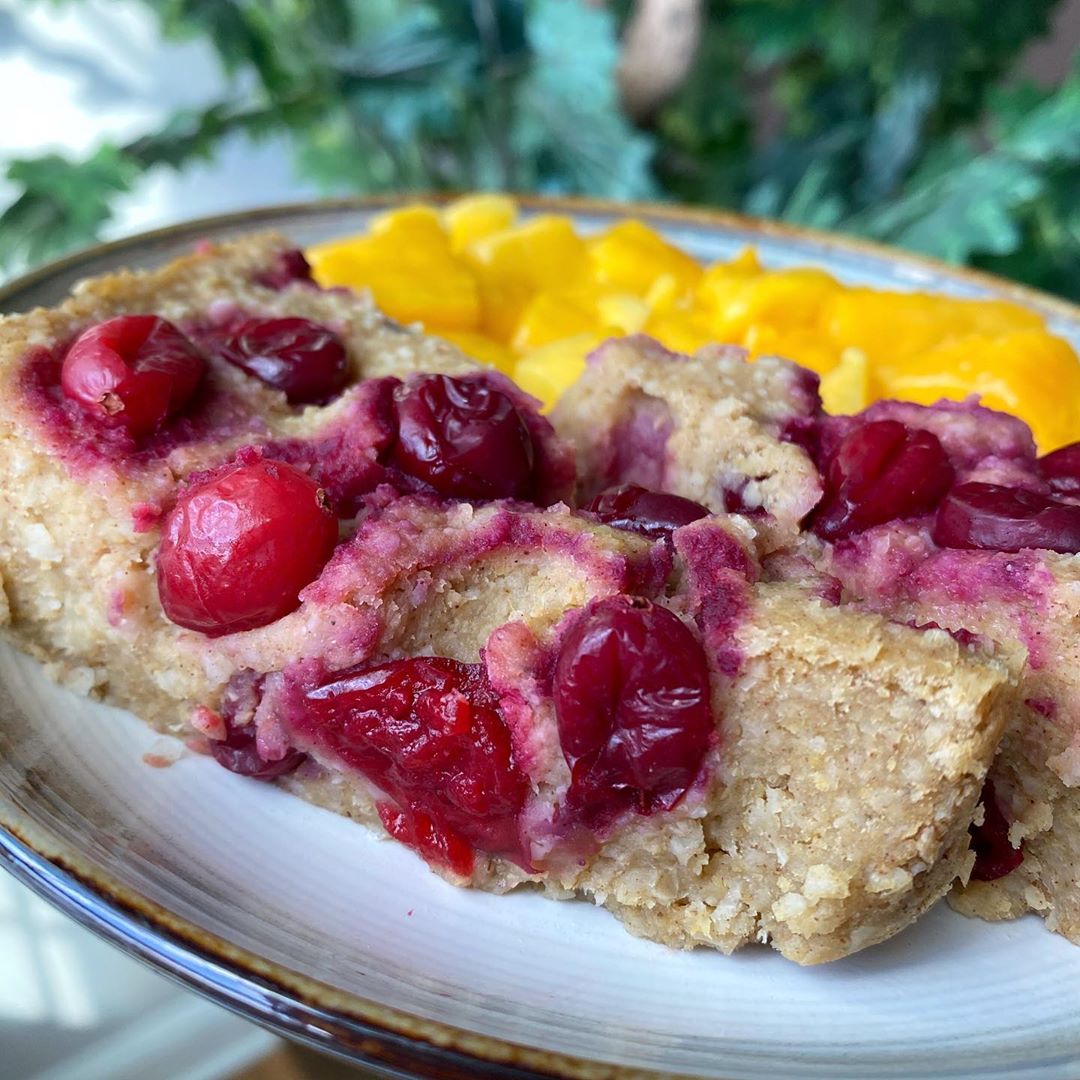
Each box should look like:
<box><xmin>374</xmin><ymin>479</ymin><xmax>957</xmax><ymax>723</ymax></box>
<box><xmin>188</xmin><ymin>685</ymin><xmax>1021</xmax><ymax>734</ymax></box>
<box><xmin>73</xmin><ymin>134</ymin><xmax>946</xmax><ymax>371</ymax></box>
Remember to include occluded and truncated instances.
<box><xmin>2</xmin><ymin>0</ymin><xmax>1079</xmax><ymax>296</ymax></box>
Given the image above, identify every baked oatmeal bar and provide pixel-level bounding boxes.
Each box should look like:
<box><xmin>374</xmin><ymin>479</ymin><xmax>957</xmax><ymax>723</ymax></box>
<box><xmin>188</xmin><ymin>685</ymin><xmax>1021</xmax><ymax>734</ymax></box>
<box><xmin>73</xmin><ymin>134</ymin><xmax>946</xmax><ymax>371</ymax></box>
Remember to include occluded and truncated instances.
<box><xmin>0</xmin><ymin>237</ymin><xmax>1014</xmax><ymax>962</ymax></box>
<box><xmin>557</xmin><ymin>333</ymin><xmax>1080</xmax><ymax>945</ymax></box>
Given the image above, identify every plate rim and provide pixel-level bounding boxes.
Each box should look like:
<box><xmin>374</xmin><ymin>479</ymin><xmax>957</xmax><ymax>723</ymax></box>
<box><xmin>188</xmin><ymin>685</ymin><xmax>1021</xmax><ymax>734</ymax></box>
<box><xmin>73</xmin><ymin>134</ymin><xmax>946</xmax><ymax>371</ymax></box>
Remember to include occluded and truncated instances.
<box><xmin>3</xmin><ymin>194</ymin><xmax>1080</xmax><ymax>1080</ymax></box>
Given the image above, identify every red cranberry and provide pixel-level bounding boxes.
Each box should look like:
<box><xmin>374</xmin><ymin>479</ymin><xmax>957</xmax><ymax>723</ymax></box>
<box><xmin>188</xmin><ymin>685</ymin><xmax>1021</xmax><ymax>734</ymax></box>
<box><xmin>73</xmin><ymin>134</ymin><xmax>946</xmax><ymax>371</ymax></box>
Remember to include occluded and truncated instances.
<box><xmin>811</xmin><ymin>420</ymin><xmax>953</xmax><ymax>540</ymax></box>
<box><xmin>302</xmin><ymin>658</ymin><xmax>528</xmax><ymax>874</ymax></box>
<box><xmin>158</xmin><ymin>455</ymin><xmax>338</xmax><ymax>634</ymax></box>
<box><xmin>255</xmin><ymin>248</ymin><xmax>315</xmax><ymax>289</ymax></box>
<box><xmin>584</xmin><ymin>484</ymin><xmax>710</xmax><ymax>542</ymax></box>
<box><xmin>1037</xmin><ymin>442</ymin><xmax>1080</xmax><ymax>496</ymax></box>
<box><xmin>209</xmin><ymin>713</ymin><xmax>306</xmax><ymax>781</ymax></box>
<box><xmin>553</xmin><ymin>597</ymin><xmax>713</xmax><ymax>828</ymax></box>
<box><xmin>61</xmin><ymin>315</ymin><xmax>206</xmax><ymax>437</ymax></box>
<box><xmin>221</xmin><ymin>317</ymin><xmax>349</xmax><ymax>405</ymax></box>
<box><xmin>970</xmin><ymin>780</ymin><xmax>1024</xmax><ymax>881</ymax></box>
<box><xmin>391</xmin><ymin>374</ymin><xmax>535</xmax><ymax>499</ymax></box>
<box><xmin>932</xmin><ymin>482</ymin><xmax>1080</xmax><ymax>554</ymax></box>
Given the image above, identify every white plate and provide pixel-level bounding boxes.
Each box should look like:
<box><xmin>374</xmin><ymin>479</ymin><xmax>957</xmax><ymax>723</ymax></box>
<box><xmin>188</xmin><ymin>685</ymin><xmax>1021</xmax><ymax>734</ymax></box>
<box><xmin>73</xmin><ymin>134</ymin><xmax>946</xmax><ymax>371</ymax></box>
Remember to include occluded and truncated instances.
<box><xmin>2</xmin><ymin>198</ymin><xmax>1080</xmax><ymax>1080</ymax></box>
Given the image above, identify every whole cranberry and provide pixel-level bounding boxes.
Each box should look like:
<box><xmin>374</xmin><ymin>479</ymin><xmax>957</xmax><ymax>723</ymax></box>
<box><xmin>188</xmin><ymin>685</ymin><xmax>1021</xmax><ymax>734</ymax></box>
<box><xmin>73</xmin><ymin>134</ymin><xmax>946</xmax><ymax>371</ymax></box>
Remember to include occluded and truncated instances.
<box><xmin>811</xmin><ymin>419</ymin><xmax>953</xmax><ymax>540</ymax></box>
<box><xmin>584</xmin><ymin>484</ymin><xmax>710</xmax><ymax>542</ymax></box>
<box><xmin>221</xmin><ymin>316</ymin><xmax>349</xmax><ymax>404</ymax></box>
<box><xmin>933</xmin><ymin>482</ymin><xmax>1080</xmax><ymax>554</ymax></box>
<box><xmin>1037</xmin><ymin>441</ymin><xmax>1080</xmax><ymax>496</ymax></box>
<box><xmin>391</xmin><ymin>374</ymin><xmax>535</xmax><ymax>500</ymax></box>
<box><xmin>553</xmin><ymin>597</ymin><xmax>713</xmax><ymax>828</ymax></box>
<box><xmin>209</xmin><ymin>712</ymin><xmax>306</xmax><ymax>781</ymax></box>
<box><xmin>969</xmin><ymin>780</ymin><xmax>1024</xmax><ymax>881</ymax></box>
<box><xmin>255</xmin><ymin>248</ymin><xmax>315</xmax><ymax>290</ymax></box>
<box><xmin>158</xmin><ymin>455</ymin><xmax>338</xmax><ymax>634</ymax></box>
<box><xmin>302</xmin><ymin>657</ymin><xmax>528</xmax><ymax>875</ymax></box>
<box><xmin>61</xmin><ymin>315</ymin><xmax>205</xmax><ymax>437</ymax></box>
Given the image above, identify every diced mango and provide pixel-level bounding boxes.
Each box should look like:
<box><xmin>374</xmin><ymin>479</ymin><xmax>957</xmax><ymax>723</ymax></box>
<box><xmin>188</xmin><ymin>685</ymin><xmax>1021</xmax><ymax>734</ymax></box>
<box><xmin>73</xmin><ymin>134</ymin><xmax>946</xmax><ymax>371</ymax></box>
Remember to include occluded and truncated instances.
<box><xmin>588</xmin><ymin>220</ymin><xmax>703</xmax><ymax>298</ymax></box>
<box><xmin>443</xmin><ymin>194</ymin><xmax>518</xmax><ymax>252</ymax></box>
<box><xmin>438</xmin><ymin>330</ymin><xmax>516</xmax><ymax>373</ymax></box>
<box><xmin>514</xmin><ymin>333</ymin><xmax>603</xmax><ymax>407</ymax></box>
<box><xmin>308</xmin><ymin>239</ymin><xmax>480</xmax><ymax>331</ymax></box>
<box><xmin>883</xmin><ymin>330</ymin><xmax>1080</xmax><ymax>451</ymax></box>
<box><xmin>597</xmin><ymin>293</ymin><xmax>651</xmax><ymax>335</ymax></box>
<box><xmin>820</xmin><ymin>349</ymin><xmax>870</xmax><ymax>415</ymax></box>
<box><xmin>466</xmin><ymin>216</ymin><xmax>589</xmax><ymax>341</ymax></box>
<box><xmin>306</xmin><ymin>197</ymin><xmax>1080</xmax><ymax>448</ymax></box>
<box><xmin>512</xmin><ymin>291</ymin><xmax>597</xmax><ymax>352</ymax></box>
<box><xmin>369</xmin><ymin>203</ymin><xmax>447</xmax><ymax>246</ymax></box>
<box><xmin>702</xmin><ymin>268</ymin><xmax>839</xmax><ymax>342</ymax></box>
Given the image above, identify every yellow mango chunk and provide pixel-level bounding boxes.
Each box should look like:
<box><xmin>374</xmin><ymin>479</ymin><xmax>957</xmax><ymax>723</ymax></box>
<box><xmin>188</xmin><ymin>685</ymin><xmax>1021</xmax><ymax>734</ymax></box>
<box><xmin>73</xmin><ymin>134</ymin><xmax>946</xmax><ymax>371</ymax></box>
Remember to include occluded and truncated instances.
<box><xmin>883</xmin><ymin>330</ymin><xmax>1080</xmax><ymax>451</ymax></box>
<box><xmin>597</xmin><ymin>293</ymin><xmax>651</xmax><ymax>334</ymax></box>
<box><xmin>703</xmin><ymin>268</ymin><xmax>839</xmax><ymax>342</ymax></box>
<box><xmin>309</xmin><ymin>239</ymin><xmax>480</xmax><ymax>331</ymax></box>
<box><xmin>438</xmin><ymin>330</ymin><xmax>516</xmax><ymax>373</ymax></box>
<box><xmin>820</xmin><ymin>349</ymin><xmax>870</xmax><ymax>415</ymax></box>
<box><xmin>641</xmin><ymin>311</ymin><xmax>714</xmax><ymax>356</ymax></box>
<box><xmin>512</xmin><ymin>291</ymin><xmax>597</xmax><ymax>352</ymax></box>
<box><xmin>588</xmin><ymin>220</ymin><xmax>703</xmax><ymax>298</ymax></box>
<box><xmin>369</xmin><ymin>203</ymin><xmax>447</xmax><ymax>245</ymax></box>
<box><xmin>514</xmin><ymin>333</ymin><xmax>603</xmax><ymax>407</ymax></box>
<box><xmin>444</xmin><ymin>194</ymin><xmax>518</xmax><ymax>252</ymax></box>
<box><xmin>466</xmin><ymin>216</ymin><xmax>588</xmax><ymax>341</ymax></box>
<box><xmin>743</xmin><ymin>324</ymin><xmax>840</xmax><ymax>376</ymax></box>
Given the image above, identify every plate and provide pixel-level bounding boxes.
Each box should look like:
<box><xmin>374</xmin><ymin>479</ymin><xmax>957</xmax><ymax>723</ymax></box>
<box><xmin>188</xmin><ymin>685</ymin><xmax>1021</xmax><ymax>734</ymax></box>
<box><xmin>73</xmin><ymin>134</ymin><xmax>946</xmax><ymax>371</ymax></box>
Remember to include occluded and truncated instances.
<box><xmin>2</xmin><ymin>197</ymin><xmax>1080</xmax><ymax>1080</ymax></box>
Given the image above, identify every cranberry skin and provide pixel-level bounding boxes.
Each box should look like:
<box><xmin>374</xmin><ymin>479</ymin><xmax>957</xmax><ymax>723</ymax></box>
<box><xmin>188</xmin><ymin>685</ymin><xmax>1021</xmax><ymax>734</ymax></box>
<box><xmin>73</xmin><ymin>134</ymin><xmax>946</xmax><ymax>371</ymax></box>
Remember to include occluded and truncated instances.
<box><xmin>209</xmin><ymin>714</ymin><xmax>306</xmax><ymax>781</ymax></box>
<box><xmin>585</xmin><ymin>484</ymin><xmax>710</xmax><ymax>542</ymax></box>
<box><xmin>933</xmin><ymin>482</ymin><xmax>1080</xmax><ymax>554</ymax></box>
<box><xmin>158</xmin><ymin>457</ymin><xmax>338</xmax><ymax>634</ymax></box>
<box><xmin>970</xmin><ymin>780</ymin><xmax>1024</xmax><ymax>881</ymax></box>
<box><xmin>222</xmin><ymin>317</ymin><xmax>349</xmax><ymax>405</ymax></box>
<box><xmin>303</xmin><ymin>657</ymin><xmax>528</xmax><ymax>874</ymax></box>
<box><xmin>554</xmin><ymin>597</ymin><xmax>713</xmax><ymax>828</ymax></box>
<box><xmin>61</xmin><ymin>315</ymin><xmax>206</xmax><ymax>437</ymax></box>
<box><xmin>255</xmin><ymin>248</ymin><xmax>315</xmax><ymax>289</ymax></box>
<box><xmin>811</xmin><ymin>420</ymin><xmax>953</xmax><ymax>541</ymax></box>
<box><xmin>391</xmin><ymin>374</ymin><xmax>535</xmax><ymax>499</ymax></box>
<box><xmin>1037</xmin><ymin>442</ymin><xmax>1080</xmax><ymax>496</ymax></box>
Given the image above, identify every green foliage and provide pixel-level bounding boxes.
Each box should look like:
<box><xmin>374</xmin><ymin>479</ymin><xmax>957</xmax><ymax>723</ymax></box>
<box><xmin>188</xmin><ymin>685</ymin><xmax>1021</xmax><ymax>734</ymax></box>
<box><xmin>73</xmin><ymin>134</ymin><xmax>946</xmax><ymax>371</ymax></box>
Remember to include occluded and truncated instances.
<box><xmin>3</xmin><ymin>0</ymin><xmax>1080</xmax><ymax>299</ymax></box>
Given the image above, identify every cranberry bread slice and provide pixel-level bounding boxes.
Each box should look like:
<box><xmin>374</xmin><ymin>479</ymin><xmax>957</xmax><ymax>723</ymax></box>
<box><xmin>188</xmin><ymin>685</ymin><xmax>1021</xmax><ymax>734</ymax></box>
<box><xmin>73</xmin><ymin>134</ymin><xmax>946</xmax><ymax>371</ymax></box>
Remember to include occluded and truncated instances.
<box><xmin>225</xmin><ymin>509</ymin><xmax>1012</xmax><ymax>965</ymax></box>
<box><xmin>570</xmin><ymin>335</ymin><xmax>1080</xmax><ymax>946</ymax></box>
<box><xmin>0</xmin><ymin>234</ymin><xmax>572</xmax><ymax>700</ymax></box>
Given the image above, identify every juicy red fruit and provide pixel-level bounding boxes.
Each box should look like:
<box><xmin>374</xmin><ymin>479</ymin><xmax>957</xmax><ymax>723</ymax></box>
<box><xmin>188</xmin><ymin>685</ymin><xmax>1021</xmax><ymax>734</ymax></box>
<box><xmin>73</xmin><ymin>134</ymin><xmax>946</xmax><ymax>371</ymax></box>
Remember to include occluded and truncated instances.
<box><xmin>222</xmin><ymin>316</ymin><xmax>349</xmax><ymax>405</ymax></box>
<box><xmin>585</xmin><ymin>484</ymin><xmax>709</xmax><ymax>542</ymax></box>
<box><xmin>209</xmin><ymin>712</ymin><xmax>306</xmax><ymax>781</ymax></box>
<box><xmin>554</xmin><ymin>597</ymin><xmax>713</xmax><ymax>828</ymax></box>
<box><xmin>158</xmin><ymin>455</ymin><xmax>338</xmax><ymax>634</ymax></box>
<box><xmin>933</xmin><ymin>482</ymin><xmax>1080</xmax><ymax>554</ymax></box>
<box><xmin>1037</xmin><ymin>441</ymin><xmax>1080</xmax><ymax>496</ymax></box>
<box><xmin>302</xmin><ymin>657</ymin><xmax>528</xmax><ymax>876</ymax></box>
<box><xmin>61</xmin><ymin>315</ymin><xmax>206</xmax><ymax>437</ymax></box>
<box><xmin>970</xmin><ymin>780</ymin><xmax>1024</xmax><ymax>881</ymax></box>
<box><xmin>811</xmin><ymin>419</ymin><xmax>953</xmax><ymax>541</ymax></box>
<box><xmin>391</xmin><ymin>374</ymin><xmax>535</xmax><ymax>499</ymax></box>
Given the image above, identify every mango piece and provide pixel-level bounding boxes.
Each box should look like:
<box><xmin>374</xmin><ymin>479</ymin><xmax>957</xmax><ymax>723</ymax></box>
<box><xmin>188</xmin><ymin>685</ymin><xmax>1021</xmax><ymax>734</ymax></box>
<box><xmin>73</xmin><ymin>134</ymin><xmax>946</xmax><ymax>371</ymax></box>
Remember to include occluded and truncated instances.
<box><xmin>444</xmin><ymin>194</ymin><xmax>518</xmax><ymax>252</ymax></box>
<box><xmin>597</xmin><ymin>293</ymin><xmax>651</xmax><ymax>334</ymax></box>
<box><xmin>512</xmin><ymin>291</ymin><xmax>597</xmax><ymax>352</ymax></box>
<box><xmin>588</xmin><ymin>220</ymin><xmax>703</xmax><ymax>298</ymax></box>
<box><xmin>309</xmin><ymin>240</ymin><xmax>480</xmax><ymax>331</ymax></box>
<box><xmin>820</xmin><ymin>349</ymin><xmax>870</xmax><ymax>415</ymax></box>
<box><xmin>369</xmin><ymin>203</ymin><xmax>447</xmax><ymax>245</ymax></box>
<box><xmin>438</xmin><ymin>330</ymin><xmax>516</xmax><ymax>373</ymax></box>
<box><xmin>466</xmin><ymin>216</ymin><xmax>589</xmax><ymax>341</ymax></box>
<box><xmin>703</xmin><ymin>268</ymin><xmax>839</xmax><ymax>342</ymax></box>
<box><xmin>883</xmin><ymin>330</ymin><xmax>1080</xmax><ymax>451</ymax></box>
<box><xmin>514</xmin><ymin>333</ymin><xmax>603</xmax><ymax>407</ymax></box>
<box><xmin>641</xmin><ymin>311</ymin><xmax>714</xmax><ymax>356</ymax></box>
<box><xmin>743</xmin><ymin>324</ymin><xmax>840</xmax><ymax>376</ymax></box>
